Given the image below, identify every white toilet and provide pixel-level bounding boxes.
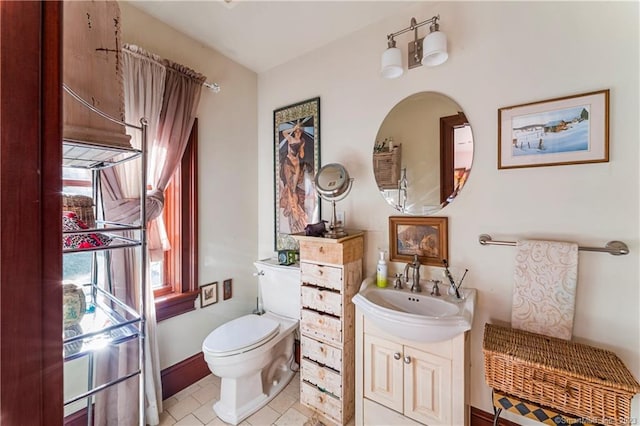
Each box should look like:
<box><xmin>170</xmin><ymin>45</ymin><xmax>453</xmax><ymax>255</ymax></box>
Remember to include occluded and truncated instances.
<box><xmin>202</xmin><ymin>259</ymin><xmax>301</xmax><ymax>425</ymax></box>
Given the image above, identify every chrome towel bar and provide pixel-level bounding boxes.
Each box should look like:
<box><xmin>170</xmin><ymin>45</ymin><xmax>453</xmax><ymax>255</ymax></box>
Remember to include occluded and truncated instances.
<box><xmin>478</xmin><ymin>234</ymin><xmax>629</xmax><ymax>256</ymax></box>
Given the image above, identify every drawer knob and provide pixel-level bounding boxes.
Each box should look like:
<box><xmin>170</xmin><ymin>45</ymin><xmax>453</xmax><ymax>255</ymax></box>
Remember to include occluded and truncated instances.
<box><xmin>393</xmin><ymin>352</ymin><xmax>401</xmax><ymax>360</ymax></box>
<box><xmin>319</xmin><ymin>246</ymin><xmax>324</xmax><ymax>253</ymax></box>
<box><xmin>404</xmin><ymin>356</ymin><xmax>411</xmax><ymax>364</ymax></box>
<box><xmin>318</xmin><ymin>293</ymin><xmax>324</xmax><ymax>300</ymax></box>
<box><xmin>320</xmin><ymin>346</ymin><xmax>325</xmax><ymax>353</ymax></box>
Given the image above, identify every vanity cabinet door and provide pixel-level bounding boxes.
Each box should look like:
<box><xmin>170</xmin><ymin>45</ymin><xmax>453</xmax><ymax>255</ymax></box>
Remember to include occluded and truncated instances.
<box><xmin>403</xmin><ymin>346</ymin><xmax>452</xmax><ymax>425</ymax></box>
<box><xmin>363</xmin><ymin>334</ymin><xmax>403</xmax><ymax>413</ymax></box>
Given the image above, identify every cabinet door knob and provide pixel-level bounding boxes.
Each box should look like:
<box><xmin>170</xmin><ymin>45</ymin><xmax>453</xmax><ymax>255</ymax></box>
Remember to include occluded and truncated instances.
<box><xmin>404</xmin><ymin>355</ymin><xmax>411</xmax><ymax>364</ymax></box>
<box><xmin>393</xmin><ymin>352</ymin><xmax>401</xmax><ymax>360</ymax></box>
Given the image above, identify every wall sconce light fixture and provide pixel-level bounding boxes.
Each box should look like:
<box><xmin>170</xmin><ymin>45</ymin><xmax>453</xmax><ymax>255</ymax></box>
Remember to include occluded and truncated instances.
<box><xmin>381</xmin><ymin>15</ymin><xmax>448</xmax><ymax>79</ymax></box>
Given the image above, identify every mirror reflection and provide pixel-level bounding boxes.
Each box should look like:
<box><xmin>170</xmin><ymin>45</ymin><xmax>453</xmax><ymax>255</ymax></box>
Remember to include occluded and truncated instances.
<box><xmin>373</xmin><ymin>92</ymin><xmax>473</xmax><ymax>215</ymax></box>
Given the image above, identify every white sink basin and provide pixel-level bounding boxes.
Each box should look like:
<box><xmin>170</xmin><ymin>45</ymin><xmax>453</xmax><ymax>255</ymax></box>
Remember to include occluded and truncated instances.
<box><xmin>352</xmin><ymin>277</ymin><xmax>476</xmax><ymax>343</ymax></box>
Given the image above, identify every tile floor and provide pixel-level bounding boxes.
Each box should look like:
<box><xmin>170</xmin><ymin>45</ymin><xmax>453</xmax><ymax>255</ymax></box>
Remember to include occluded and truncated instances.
<box><xmin>158</xmin><ymin>372</ymin><xmax>353</xmax><ymax>426</ymax></box>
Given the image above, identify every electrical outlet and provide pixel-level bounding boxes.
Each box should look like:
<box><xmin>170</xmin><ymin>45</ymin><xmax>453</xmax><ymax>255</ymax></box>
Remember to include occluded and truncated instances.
<box><xmin>336</xmin><ymin>211</ymin><xmax>345</xmax><ymax>226</ymax></box>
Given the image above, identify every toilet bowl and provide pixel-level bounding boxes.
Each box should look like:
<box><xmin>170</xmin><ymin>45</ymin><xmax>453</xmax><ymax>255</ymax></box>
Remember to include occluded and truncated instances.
<box><xmin>202</xmin><ymin>259</ymin><xmax>300</xmax><ymax>425</ymax></box>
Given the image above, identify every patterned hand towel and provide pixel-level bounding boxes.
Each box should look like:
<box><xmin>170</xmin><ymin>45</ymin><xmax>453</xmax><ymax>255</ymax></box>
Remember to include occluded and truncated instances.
<box><xmin>511</xmin><ymin>240</ymin><xmax>578</xmax><ymax>340</ymax></box>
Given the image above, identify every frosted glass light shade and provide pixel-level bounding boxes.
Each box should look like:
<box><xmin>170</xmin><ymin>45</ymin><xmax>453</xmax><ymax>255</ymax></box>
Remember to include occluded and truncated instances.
<box><xmin>422</xmin><ymin>30</ymin><xmax>448</xmax><ymax>67</ymax></box>
<box><xmin>381</xmin><ymin>47</ymin><xmax>403</xmax><ymax>79</ymax></box>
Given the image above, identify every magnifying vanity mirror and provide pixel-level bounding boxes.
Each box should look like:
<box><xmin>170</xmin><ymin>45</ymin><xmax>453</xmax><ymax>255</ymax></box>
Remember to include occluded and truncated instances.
<box><xmin>373</xmin><ymin>92</ymin><xmax>473</xmax><ymax>215</ymax></box>
<box><xmin>315</xmin><ymin>163</ymin><xmax>353</xmax><ymax>238</ymax></box>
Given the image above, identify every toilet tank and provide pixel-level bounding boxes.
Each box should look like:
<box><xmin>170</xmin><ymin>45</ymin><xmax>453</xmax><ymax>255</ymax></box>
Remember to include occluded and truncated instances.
<box><xmin>254</xmin><ymin>258</ymin><xmax>301</xmax><ymax>320</ymax></box>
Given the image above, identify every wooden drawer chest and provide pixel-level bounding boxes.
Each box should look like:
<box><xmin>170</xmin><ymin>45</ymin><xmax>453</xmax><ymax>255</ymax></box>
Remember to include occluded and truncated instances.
<box><xmin>296</xmin><ymin>232</ymin><xmax>363</xmax><ymax>425</ymax></box>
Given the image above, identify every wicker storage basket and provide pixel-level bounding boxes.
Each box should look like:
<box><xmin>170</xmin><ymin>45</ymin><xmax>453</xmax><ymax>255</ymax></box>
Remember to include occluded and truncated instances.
<box><xmin>373</xmin><ymin>145</ymin><xmax>401</xmax><ymax>190</ymax></box>
<box><xmin>483</xmin><ymin>323</ymin><xmax>640</xmax><ymax>422</ymax></box>
<box><xmin>62</xmin><ymin>194</ymin><xmax>95</xmax><ymax>228</ymax></box>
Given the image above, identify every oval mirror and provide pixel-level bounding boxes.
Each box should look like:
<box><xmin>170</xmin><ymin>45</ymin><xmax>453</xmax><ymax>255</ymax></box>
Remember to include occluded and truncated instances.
<box><xmin>373</xmin><ymin>92</ymin><xmax>473</xmax><ymax>215</ymax></box>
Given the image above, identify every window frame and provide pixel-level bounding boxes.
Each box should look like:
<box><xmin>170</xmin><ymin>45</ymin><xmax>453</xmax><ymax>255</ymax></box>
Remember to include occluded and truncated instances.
<box><xmin>153</xmin><ymin>119</ymin><xmax>199</xmax><ymax>321</ymax></box>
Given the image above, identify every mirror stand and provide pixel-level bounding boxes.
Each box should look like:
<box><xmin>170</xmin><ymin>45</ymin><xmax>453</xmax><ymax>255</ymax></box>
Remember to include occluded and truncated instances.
<box><xmin>325</xmin><ymin>199</ymin><xmax>346</xmax><ymax>238</ymax></box>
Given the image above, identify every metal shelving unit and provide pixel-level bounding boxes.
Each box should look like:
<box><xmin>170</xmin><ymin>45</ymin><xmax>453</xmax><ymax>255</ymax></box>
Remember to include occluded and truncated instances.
<box><xmin>62</xmin><ymin>84</ymin><xmax>147</xmax><ymax>426</ymax></box>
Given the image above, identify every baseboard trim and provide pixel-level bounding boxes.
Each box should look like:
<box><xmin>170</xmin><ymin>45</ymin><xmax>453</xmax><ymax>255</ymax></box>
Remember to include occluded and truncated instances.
<box><xmin>470</xmin><ymin>406</ymin><xmax>521</xmax><ymax>426</ymax></box>
<box><xmin>160</xmin><ymin>351</ymin><xmax>210</xmax><ymax>400</ymax></box>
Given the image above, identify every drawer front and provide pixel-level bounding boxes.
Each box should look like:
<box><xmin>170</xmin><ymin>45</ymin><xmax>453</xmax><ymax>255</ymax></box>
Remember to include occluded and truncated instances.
<box><xmin>301</xmin><ymin>381</ymin><xmax>343</xmax><ymax>424</ymax></box>
<box><xmin>299</xmin><ymin>240</ymin><xmax>346</xmax><ymax>265</ymax></box>
<box><xmin>301</xmin><ymin>309</ymin><xmax>342</xmax><ymax>344</ymax></box>
<box><xmin>301</xmin><ymin>262</ymin><xmax>343</xmax><ymax>291</ymax></box>
<box><xmin>301</xmin><ymin>359</ymin><xmax>342</xmax><ymax>398</ymax></box>
<box><xmin>301</xmin><ymin>286</ymin><xmax>342</xmax><ymax>316</ymax></box>
<box><xmin>301</xmin><ymin>336</ymin><xmax>342</xmax><ymax>372</ymax></box>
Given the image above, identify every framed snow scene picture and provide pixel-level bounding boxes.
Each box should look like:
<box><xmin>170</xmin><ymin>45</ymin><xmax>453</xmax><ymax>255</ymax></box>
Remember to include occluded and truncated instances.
<box><xmin>498</xmin><ymin>90</ymin><xmax>609</xmax><ymax>169</ymax></box>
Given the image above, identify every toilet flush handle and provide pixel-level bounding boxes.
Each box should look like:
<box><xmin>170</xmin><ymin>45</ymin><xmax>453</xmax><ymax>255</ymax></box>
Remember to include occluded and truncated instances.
<box><xmin>253</xmin><ymin>271</ymin><xmax>264</xmax><ymax>277</ymax></box>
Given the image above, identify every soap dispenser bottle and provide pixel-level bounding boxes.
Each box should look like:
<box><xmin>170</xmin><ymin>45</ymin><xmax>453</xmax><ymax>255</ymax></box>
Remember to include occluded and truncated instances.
<box><xmin>376</xmin><ymin>251</ymin><xmax>388</xmax><ymax>288</ymax></box>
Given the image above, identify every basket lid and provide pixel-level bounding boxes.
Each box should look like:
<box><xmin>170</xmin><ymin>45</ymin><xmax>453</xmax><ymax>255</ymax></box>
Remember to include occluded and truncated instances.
<box><xmin>483</xmin><ymin>323</ymin><xmax>640</xmax><ymax>393</ymax></box>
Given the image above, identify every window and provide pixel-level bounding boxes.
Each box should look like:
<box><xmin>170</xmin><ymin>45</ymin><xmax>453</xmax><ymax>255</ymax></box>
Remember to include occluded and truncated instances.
<box><xmin>153</xmin><ymin>119</ymin><xmax>199</xmax><ymax>321</ymax></box>
<box><xmin>62</xmin><ymin>125</ymin><xmax>199</xmax><ymax>322</ymax></box>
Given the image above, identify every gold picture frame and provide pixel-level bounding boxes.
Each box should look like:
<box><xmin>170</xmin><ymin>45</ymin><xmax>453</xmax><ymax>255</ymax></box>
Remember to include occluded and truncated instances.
<box><xmin>389</xmin><ymin>216</ymin><xmax>448</xmax><ymax>266</ymax></box>
<box><xmin>498</xmin><ymin>89</ymin><xmax>609</xmax><ymax>169</ymax></box>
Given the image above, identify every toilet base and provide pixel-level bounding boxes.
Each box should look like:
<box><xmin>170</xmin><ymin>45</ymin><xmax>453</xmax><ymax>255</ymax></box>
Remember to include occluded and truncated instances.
<box><xmin>213</xmin><ymin>363</ymin><xmax>296</xmax><ymax>425</ymax></box>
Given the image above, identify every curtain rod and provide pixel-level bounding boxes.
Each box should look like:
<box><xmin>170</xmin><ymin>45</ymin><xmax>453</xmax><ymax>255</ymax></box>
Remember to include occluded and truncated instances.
<box><xmin>478</xmin><ymin>234</ymin><xmax>629</xmax><ymax>256</ymax></box>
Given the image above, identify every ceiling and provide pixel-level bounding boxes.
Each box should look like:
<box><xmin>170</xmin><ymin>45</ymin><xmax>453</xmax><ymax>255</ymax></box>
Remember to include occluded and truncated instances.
<box><xmin>128</xmin><ymin>1</ymin><xmax>420</xmax><ymax>74</ymax></box>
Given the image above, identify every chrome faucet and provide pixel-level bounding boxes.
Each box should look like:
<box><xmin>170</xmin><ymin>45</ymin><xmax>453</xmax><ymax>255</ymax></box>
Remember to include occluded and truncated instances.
<box><xmin>404</xmin><ymin>254</ymin><xmax>421</xmax><ymax>292</ymax></box>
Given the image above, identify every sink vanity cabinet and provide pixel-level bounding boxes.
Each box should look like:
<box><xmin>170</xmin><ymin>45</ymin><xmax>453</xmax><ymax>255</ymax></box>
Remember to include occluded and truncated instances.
<box><xmin>295</xmin><ymin>232</ymin><xmax>364</xmax><ymax>425</ymax></box>
<box><xmin>355</xmin><ymin>309</ymin><xmax>470</xmax><ymax>426</ymax></box>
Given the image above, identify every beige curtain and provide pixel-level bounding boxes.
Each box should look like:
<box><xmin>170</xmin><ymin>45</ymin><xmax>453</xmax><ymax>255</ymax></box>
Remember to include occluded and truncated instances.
<box><xmin>146</xmin><ymin>60</ymin><xmax>206</xmax><ymax>261</ymax></box>
<box><xmin>96</xmin><ymin>44</ymin><xmax>205</xmax><ymax>425</ymax></box>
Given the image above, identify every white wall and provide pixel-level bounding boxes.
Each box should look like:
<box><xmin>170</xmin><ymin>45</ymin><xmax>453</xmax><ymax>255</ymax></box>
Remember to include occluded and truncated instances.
<box><xmin>257</xmin><ymin>1</ymin><xmax>639</xmax><ymax>422</ymax></box>
<box><xmin>120</xmin><ymin>2</ymin><xmax>260</xmax><ymax>369</ymax></box>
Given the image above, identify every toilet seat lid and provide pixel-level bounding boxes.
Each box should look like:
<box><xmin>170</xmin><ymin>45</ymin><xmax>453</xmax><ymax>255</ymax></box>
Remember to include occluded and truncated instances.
<box><xmin>203</xmin><ymin>314</ymin><xmax>280</xmax><ymax>355</ymax></box>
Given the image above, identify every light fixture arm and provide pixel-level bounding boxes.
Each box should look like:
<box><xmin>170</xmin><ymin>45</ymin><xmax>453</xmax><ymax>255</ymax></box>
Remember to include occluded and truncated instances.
<box><xmin>385</xmin><ymin>15</ymin><xmax>439</xmax><ymax>41</ymax></box>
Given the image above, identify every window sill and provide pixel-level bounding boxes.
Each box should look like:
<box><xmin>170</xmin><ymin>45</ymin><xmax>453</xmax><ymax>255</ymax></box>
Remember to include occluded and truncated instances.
<box><xmin>155</xmin><ymin>291</ymin><xmax>199</xmax><ymax>322</ymax></box>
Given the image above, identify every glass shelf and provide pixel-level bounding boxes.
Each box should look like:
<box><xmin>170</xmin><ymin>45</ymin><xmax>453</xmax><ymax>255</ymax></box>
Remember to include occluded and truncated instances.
<box><xmin>63</xmin><ymin>286</ymin><xmax>141</xmax><ymax>362</ymax></box>
<box><xmin>62</xmin><ymin>222</ymin><xmax>143</xmax><ymax>254</ymax></box>
<box><xmin>63</xmin><ymin>139</ymin><xmax>141</xmax><ymax>169</ymax></box>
